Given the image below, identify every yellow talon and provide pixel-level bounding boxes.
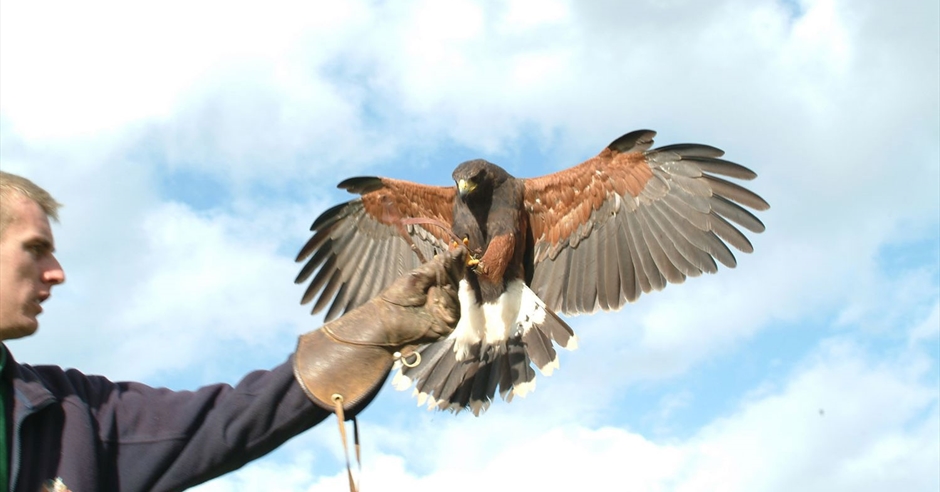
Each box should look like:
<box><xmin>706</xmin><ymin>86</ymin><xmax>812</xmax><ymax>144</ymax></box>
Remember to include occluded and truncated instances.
<box><xmin>466</xmin><ymin>257</ymin><xmax>480</xmax><ymax>267</ymax></box>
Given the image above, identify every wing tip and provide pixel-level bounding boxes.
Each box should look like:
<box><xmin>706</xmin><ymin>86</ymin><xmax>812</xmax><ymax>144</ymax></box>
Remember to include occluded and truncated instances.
<box><xmin>337</xmin><ymin>176</ymin><xmax>383</xmax><ymax>194</ymax></box>
<box><xmin>608</xmin><ymin>129</ymin><xmax>657</xmax><ymax>154</ymax></box>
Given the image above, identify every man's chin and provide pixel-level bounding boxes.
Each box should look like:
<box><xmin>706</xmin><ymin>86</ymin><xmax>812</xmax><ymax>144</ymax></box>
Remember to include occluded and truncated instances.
<box><xmin>0</xmin><ymin>316</ymin><xmax>39</xmax><ymax>341</ymax></box>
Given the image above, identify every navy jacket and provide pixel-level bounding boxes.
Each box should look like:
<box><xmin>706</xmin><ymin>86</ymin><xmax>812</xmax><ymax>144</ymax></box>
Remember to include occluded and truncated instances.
<box><xmin>2</xmin><ymin>349</ymin><xmax>329</xmax><ymax>491</ymax></box>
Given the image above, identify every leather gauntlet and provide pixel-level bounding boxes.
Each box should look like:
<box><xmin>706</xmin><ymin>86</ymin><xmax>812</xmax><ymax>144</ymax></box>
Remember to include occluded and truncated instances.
<box><xmin>294</xmin><ymin>246</ymin><xmax>465</xmax><ymax>415</ymax></box>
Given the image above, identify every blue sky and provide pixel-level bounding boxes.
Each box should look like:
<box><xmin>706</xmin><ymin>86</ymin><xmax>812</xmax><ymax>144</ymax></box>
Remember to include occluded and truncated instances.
<box><xmin>1</xmin><ymin>0</ymin><xmax>937</xmax><ymax>490</ymax></box>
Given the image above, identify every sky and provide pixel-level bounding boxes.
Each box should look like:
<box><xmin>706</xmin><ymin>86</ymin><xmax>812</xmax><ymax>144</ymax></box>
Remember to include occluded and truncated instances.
<box><xmin>1</xmin><ymin>0</ymin><xmax>938</xmax><ymax>490</ymax></box>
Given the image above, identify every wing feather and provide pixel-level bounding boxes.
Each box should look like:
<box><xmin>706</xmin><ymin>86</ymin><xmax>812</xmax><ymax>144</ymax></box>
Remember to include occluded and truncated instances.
<box><xmin>652</xmin><ymin>143</ymin><xmax>724</xmax><ymax>158</ymax></box>
<box><xmin>597</xmin><ymin>214</ymin><xmax>620</xmax><ymax>310</ymax></box>
<box><xmin>624</xmin><ymin>210</ymin><xmax>664</xmax><ymax>293</ymax></box>
<box><xmin>648</xmin><ymin>201</ymin><xmax>717</xmax><ymax>274</ymax></box>
<box><xmin>709</xmin><ymin>194</ymin><xmax>766</xmax><ymax>233</ymax></box>
<box><xmin>637</xmin><ymin>207</ymin><xmax>685</xmax><ymax>284</ymax></box>
<box><xmin>525</xmin><ymin>130</ymin><xmax>768</xmax><ymax>314</ymax></box>
<box><xmin>649</xmin><ymin>202</ymin><xmax>715</xmax><ymax>277</ymax></box>
<box><xmin>344</xmin><ymin>236</ymin><xmax>383</xmax><ymax>309</ymax></box>
<box><xmin>709</xmin><ymin>211</ymin><xmax>754</xmax><ymax>253</ymax></box>
<box><xmin>660</xmin><ymin>193</ymin><xmax>737</xmax><ymax>267</ymax></box>
<box><xmin>534</xmin><ymin>259</ymin><xmax>564</xmax><ymax>313</ymax></box>
<box><xmin>614</xmin><ymin>215</ymin><xmax>639</xmax><ymax>303</ymax></box>
<box><xmin>295</xmin><ymin>177</ymin><xmax>455</xmax><ymax>320</ymax></box>
<box><xmin>682</xmin><ymin>156</ymin><xmax>758</xmax><ymax>180</ymax></box>
<box><xmin>313</xmin><ymin>269</ymin><xmax>344</xmax><ymax>315</ymax></box>
<box><xmin>305</xmin><ymin>255</ymin><xmax>338</xmax><ymax>309</ymax></box>
<box><xmin>644</xmin><ymin>203</ymin><xmax>699</xmax><ymax>278</ymax></box>
<box><xmin>703</xmin><ymin>175</ymin><xmax>770</xmax><ymax>211</ymax></box>
<box><xmin>661</xmin><ymin>190</ymin><xmax>710</xmax><ymax>228</ymax></box>
<box><xmin>324</xmin><ymin>282</ymin><xmax>353</xmax><ymax>321</ymax></box>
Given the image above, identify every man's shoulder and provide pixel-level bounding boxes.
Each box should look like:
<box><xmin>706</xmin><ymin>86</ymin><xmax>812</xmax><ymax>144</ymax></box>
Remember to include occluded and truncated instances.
<box><xmin>14</xmin><ymin>360</ymin><xmax>117</xmax><ymax>402</ymax></box>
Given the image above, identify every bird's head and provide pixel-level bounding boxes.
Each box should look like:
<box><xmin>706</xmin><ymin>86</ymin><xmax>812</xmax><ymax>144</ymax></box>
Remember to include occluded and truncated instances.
<box><xmin>453</xmin><ymin>159</ymin><xmax>510</xmax><ymax>198</ymax></box>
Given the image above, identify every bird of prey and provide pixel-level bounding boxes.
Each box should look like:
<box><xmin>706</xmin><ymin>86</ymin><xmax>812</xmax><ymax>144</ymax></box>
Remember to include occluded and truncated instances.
<box><xmin>295</xmin><ymin>129</ymin><xmax>769</xmax><ymax>415</ymax></box>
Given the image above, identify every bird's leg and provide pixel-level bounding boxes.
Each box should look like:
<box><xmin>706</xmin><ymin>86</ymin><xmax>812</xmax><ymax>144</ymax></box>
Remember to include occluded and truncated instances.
<box><xmin>398</xmin><ymin>217</ymin><xmax>481</xmax><ymax>267</ymax></box>
<box><xmin>471</xmin><ymin>233</ymin><xmax>515</xmax><ymax>282</ymax></box>
<box><xmin>462</xmin><ymin>237</ymin><xmax>481</xmax><ymax>268</ymax></box>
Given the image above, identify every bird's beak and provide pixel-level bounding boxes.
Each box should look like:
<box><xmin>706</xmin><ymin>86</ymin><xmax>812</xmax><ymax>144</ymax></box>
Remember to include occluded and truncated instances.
<box><xmin>457</xmin><ymin>179</ymin><xmax>476</xmax><ymax>197</ymax></box>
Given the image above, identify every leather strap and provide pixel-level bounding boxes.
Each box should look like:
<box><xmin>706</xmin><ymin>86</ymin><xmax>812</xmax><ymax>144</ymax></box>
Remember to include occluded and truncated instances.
<box><xmin>332</xmin><ymin>394</ymin><xmax>361</xmax><ymax>492</ymax></box>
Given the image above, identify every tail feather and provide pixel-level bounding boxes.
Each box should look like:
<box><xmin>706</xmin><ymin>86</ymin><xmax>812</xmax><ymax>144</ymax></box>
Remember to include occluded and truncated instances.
<box><xmin>522</xmin><ymin>325</ymin><xmax>558</xmax><ymax>376</ymax></box>
<box><xmin>450</xmin><ymin>364</ymin><xmax>481</xmax><ymax>412</ymax></box>
<box><xmin>469</xmin><ymin>360</ymin><xmax>497</xmax><ymax>414</ymax></box>
<box><xmin>392</xmin><ymin>280</ymin><xmax>578</xmax><ymax>414</ymax></box>
<box><xmin>545</xmin><ymin>309</ymin><xmax>578</xmax><ymax>349</ymax></box>
<box><xmin>506</xmin><ymin>334</ymin><xmax>536</xmax><ymax>400</ymax></box>
<box><xmin>435</xmin><ymin>359</ymin><xmax>479</xmax><ymax>410</ymax></box>
<box><xmin>393</xmin><ymin>338</ymin><xmax>449</xmax><ymax>392</ymax></box>
<box><xmin>415</xmin><ymin>358</ymin><xmax>464</xmax><ymax>410</ymax></box>
<box><xmin>412</xmin><ymin>340</ymin><xmax>453</xmax><ymax>387</ymax></box>
<box><xmin>495</xmin><ymin>347</ymin><xmax>514</xmax><ymax>400</ymax></box>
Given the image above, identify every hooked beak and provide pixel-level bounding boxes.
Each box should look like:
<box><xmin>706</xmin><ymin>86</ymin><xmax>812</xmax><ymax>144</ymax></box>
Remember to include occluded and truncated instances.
<box><xmin>457</xmin><ymin>179</ymin><xmax>476</xmax><ymax>197</ymax></box>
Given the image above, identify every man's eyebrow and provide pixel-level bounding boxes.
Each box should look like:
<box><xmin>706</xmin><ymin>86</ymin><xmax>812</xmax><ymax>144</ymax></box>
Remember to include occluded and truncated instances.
<box><xmin>26</xmin><ymin>237</ymin><xmax>55</xmax><ymax>252</ymax></box>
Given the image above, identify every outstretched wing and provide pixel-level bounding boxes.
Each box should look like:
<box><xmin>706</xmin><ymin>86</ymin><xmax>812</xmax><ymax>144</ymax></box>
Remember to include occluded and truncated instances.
<box><xmin>524</xmin><ymin>129</ymin><xmax>770</xmax><ymax>315</ymax></box>
<box><xmin>295</xmin><ymin>176</ymin><xmax>457</xmax><ymax>321</ymax></box>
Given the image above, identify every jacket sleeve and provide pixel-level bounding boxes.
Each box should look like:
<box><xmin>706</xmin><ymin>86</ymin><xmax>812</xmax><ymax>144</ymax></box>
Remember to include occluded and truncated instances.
<box><xmin>71</xmin><ymin>355</ymin><xmax>330</xmax><ymax>491</ymax></box>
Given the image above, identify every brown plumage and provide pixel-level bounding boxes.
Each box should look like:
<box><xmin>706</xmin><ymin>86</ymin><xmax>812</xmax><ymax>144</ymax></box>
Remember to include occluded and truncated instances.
<box><xmin>295</xmin><ymin>129</ymin><xmax>770</xmax><ymax>414</ymax></box>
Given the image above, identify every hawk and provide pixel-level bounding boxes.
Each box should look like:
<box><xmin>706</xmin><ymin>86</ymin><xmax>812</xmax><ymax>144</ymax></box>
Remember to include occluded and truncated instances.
<box><xmin>296</xmin><ymin>129</ymin><xmax>769</xmax><ymax>415</ymax></box>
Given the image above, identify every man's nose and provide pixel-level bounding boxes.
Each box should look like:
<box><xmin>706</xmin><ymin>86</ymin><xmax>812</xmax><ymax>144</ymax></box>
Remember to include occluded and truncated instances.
<box><xmin>42</xmin><ymin>255</ymin><xmax>66</xmax><ymax>285</ymax></box>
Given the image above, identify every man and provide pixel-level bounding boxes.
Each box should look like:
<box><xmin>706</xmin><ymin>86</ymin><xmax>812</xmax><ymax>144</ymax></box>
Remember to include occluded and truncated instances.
<box><xmin>0</xmin><ymin>171</ymin><xmax>465</xmax><ymax>491</ymax></box>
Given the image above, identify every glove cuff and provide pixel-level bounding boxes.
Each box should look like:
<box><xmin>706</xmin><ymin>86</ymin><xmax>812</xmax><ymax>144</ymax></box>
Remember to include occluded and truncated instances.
<box><xmin>293</xmin><ymin>328</ymin><xmax>394</xmax><ymax>415</ymax></box>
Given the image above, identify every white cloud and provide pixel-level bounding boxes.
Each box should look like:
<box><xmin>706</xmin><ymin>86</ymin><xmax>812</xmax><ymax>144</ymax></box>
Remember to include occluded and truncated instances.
<box><xmin>909</xmin><ymin>302</ymin><xmax>940</xmax><ymax>346</ymax></box>
<box><xmin>190</xmin><ymin>451</ymin><xmax>320</xmax><ymax>492</ymax></box>
<box><xmin>0</xmin><ymin>0</ymin><xmax>365</xmax><ymax>141</ymax></box>
<box><xmin>677</xmin><ymin>339</ymin><xmax>935</xmax><ymax>492</ymax></box>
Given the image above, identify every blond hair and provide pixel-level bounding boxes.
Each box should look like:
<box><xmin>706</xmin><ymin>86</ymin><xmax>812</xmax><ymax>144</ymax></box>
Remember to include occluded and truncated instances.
<box><xmin>0</xmin><ymin>171</ymin><xmax>62</xmax><ymax>234</ymax></box>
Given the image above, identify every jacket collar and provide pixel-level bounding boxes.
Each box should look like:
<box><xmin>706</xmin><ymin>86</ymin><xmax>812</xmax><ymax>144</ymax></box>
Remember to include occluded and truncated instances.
<box><xmin>1</xmin><ymin>343</ymin><xmax>57</xmax><ymax>412</ymax></box>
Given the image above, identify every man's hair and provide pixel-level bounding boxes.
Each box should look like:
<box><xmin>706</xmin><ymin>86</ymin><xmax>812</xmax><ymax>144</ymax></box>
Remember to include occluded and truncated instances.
<box><xmin>0</xmin><ymin>171</ymin><xmax>62</xmax><ymax>234</ymax></box>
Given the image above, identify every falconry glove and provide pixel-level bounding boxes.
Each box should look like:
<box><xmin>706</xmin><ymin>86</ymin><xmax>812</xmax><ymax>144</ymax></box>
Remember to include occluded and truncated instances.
<box><xmin>294</xmin><ymin>246</ymin><xmax>466</xmax><ymax>415</ymax></box>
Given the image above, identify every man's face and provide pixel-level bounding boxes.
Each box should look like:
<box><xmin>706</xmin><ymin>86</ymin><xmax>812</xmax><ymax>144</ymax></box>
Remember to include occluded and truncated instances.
<box><xmin>0</xmin><ymin>194</ymin><xmax>66</xmax><ymax>340</ymax></box>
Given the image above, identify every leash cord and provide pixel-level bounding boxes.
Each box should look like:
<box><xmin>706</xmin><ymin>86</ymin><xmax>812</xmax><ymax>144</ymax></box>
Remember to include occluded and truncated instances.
<box><xmin>332</xmin><ymin>394</ymin><xmax>361</xmax><ymax>492</ymax></box>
